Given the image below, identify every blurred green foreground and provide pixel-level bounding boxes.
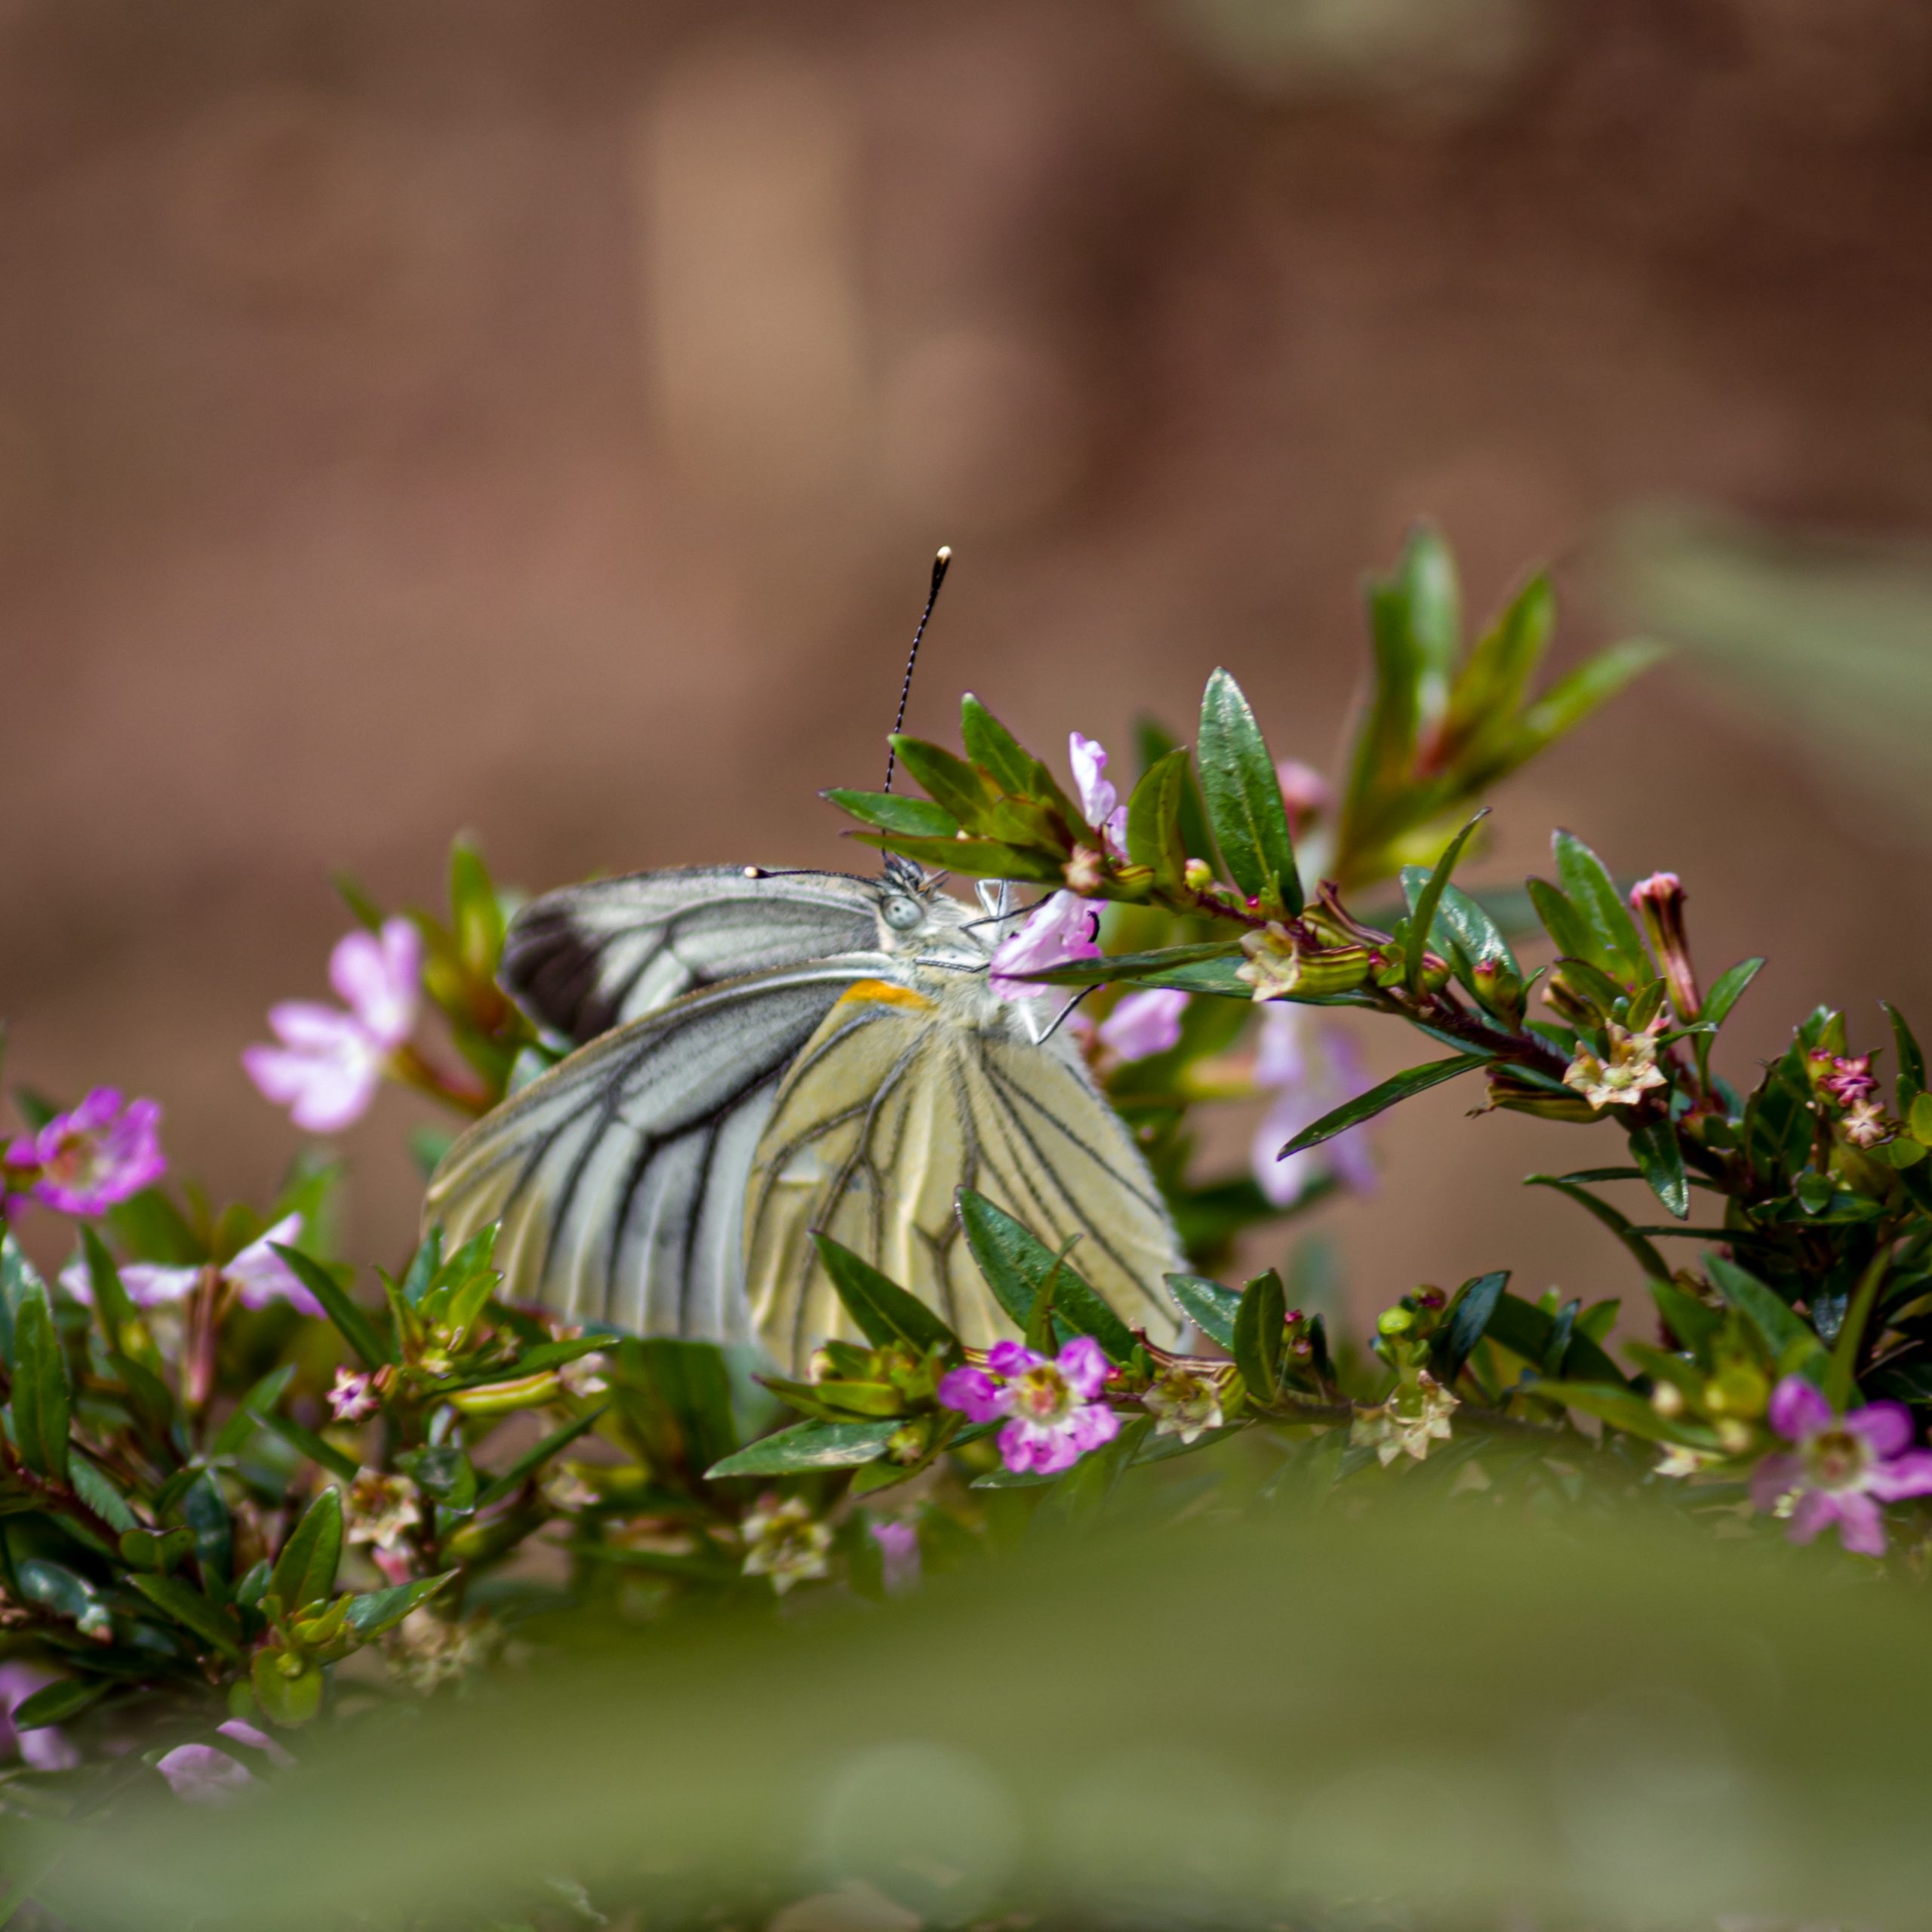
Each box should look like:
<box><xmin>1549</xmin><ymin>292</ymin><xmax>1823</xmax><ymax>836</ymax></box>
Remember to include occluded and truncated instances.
<box><xmin>11</xmin><ymin>1484</ymin><xmax>1931</xmax><ymax>1931</ymax></box>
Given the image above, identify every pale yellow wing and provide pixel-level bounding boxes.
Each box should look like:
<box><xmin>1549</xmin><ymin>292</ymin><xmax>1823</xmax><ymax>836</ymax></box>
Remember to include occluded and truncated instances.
<box><xmin>745</xmin><ymin>977</ymin><xmax>1186</xmax><ymax>1372</ymax></box>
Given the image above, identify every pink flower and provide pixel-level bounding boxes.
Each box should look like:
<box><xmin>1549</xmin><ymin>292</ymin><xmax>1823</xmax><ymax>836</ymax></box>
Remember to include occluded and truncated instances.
<box><xmin>6</xmin><ymin>1090</ymin><xmax>165</xmax><ymax>1217</ymax></box>
<box><xmin>869</xmin><ymin>1520</ymin><xmax>921</xmax><ymax>1595</ymax></box>
<box><xmin>1069</xmin><ymin>732</ymin><xmax>1129</xmax><ymax>853</ymax></box>
<box><xmin>243</xmin><ymin>920</ymin><xmax>420</xmax><ymax>1134</ymax></box>
<box><xmin>0</xmin><ymin>1663</ymin><xmax>82</xmax><ymax>1772</ymax></box>
<box><xmin>1751</xmin><ymin>1377</ymin><xmax>1932</xmax><ymax>1557</ymax></box>
<box><xmin>988</xmin><ymin>892</ymin><xmax>1103</xmax><ymax>1002</ymax></box>
<box><xmin>1821</xmin><ymin>1054</ymin><xmax>1878</xmax><ymax>1109</ymax></box>
<box><xmin>155</xmin><ymin>1742</ymin><xmax>255</xmax><ymax>1806</ymax></box>
<box><xmin>328</xmin><ymin>1367</ymin><xmax>380</xmax><ymax>1422</ymax></box>
<box><xmin>59</xmin><ymin>1214</ymin><xmax>317</xmax><ymax>1314</ymax></box>
<box><xmin>1096</xmin><ymin>988</ymin><xmax>1189</xmax><ymax>1063</ymax></box>
<box><xmin>1251</xmin><ymin>1004</ymin><xmax>1377</xmax><ymax>1207</ymax></box>
<box><xmin>938</xmin><ymin>1336</ymin><xmax>1121</xmax><ymax>1475</ymax></box>
<box><xmin>217</xmin><ymin>1718</ymin><xmax>294</xmax><ymax>1767</ymax></box>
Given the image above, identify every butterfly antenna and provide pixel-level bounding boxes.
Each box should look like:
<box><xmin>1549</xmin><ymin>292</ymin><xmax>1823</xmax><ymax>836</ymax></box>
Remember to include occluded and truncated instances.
<box><xmin>881</xmin><ymin>545</ymin><xmax>952</xmax><ymax>795</ymax></box>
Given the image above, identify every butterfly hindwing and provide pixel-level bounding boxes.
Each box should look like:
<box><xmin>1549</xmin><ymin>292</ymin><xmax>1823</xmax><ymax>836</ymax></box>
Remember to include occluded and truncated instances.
<box><xmin>426</xmin><ymin>961</ymin><xmax>882</xmax><ymax>1340</ymax></box>
<box><xmin>745</xmin><ymin>976</ymin><xmax>1186</xmax><ymax>1370</ymax></box>
<box><xmin>502</xmin><ymin>866</ymin><xmax>886</xmax><ymax>1045</ymax></box>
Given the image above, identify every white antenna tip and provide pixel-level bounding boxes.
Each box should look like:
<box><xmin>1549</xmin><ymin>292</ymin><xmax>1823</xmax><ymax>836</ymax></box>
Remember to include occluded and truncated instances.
<box><xmin>936</xmin><ymin>545</ymin><xmax>952</xmax><ymax>562</ymax></box>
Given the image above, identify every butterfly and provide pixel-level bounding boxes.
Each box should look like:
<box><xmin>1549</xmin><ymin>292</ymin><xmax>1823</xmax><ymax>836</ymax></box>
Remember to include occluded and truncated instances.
<box><xmin>423</xmin><ymin>855</ymin><xmax>1186</xmax><ymax>1373</ymax></box>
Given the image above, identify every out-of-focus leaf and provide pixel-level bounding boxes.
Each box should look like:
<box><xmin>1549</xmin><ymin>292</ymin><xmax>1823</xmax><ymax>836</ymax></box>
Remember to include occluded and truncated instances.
<box><xmin>704</xmin><ymin>1420</ymin><xmax>903</xmax><ymax>1478</ymax></box>
<box><xmin>128</xmin><ymin>1574</ymin><xmax>242</xmax><ymax>1657</ymax></box>
<box><xmin>10</xmin><ymin>1291</ymin><xmax>69</xmax><ymax>1483</ymax></box>
<box><xmin>1883</xmin><ymin>1002</ymin><xmax>1924</xmax><ymax>1111</ymax></box>
<box><xmin>1708</xmin><ymin>1254</ymin><xmax>1826</xmax><ymax>1374</ymax></box>
<box><xmin>269</xmin><ymin>1490</ymin><xmax>343</xmax><ymax>1614</ymax></box>
<box><xmin>1526</xmin><ymin>1175</ymin><xmax>1669</xmax><ymax>1280</ymax></box>
<box><xmin>268</xmin><ymin>1245</ymin><xmax>389</xmax><ymax>1369</ymax></box>
<box><xmin>343</xmin><ymin>1573</ymin><xmax>456</xmax><ymax>1641</ymax></box>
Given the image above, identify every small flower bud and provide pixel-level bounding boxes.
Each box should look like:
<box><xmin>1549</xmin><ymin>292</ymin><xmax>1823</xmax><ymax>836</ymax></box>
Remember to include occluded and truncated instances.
<box><xmin>1416</xmin><ymin>1286</ymin><xmax>1446</xmax><ymax>1311</ymax></box>
<box><xmin>1377</xmin><ymin>1307</ymin><xmax>1414</xmax><ymax>1337</ymax></box>
<box><xmin>1630</xmin><ymin>872</ymin><xmax>1702</xmax><ymax>1022</ymax></box>
<box><xmin>1471</xmin><ymin>956</ymin><xmax>1524</xmax><ymax>1024</ymax></box>
<box><xmin>1651</xmin><ymin>1380</ymin><xmax>1686</xmax><ymax>1420</ymax></box>
<box><xmin>1183</xmin><ymin>857</ymin><xmax>1216</xmax><ymax>891</ymax></box>
<box><xmin>1715</xmin><ymin>1417</ymin><xmax>1755</xmax><ymax>1456</ymax></box>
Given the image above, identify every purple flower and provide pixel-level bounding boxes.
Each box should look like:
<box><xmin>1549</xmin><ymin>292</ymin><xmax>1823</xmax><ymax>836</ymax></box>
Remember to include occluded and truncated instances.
<box><xmin>243</xmin><ymin>919</ymin><xmax>421</xmax><ymax>1134</ymax></box>
<box><xmin>938</xmin><ymin>1335</ymin><xmax>1121</xmax><ymax>1475</ymax></box>
<box><xmin>1751</xmin><ymin>1377</ymin><xmax>1932</xmax><ymax>1557</ymax></box>
<box><xmin>988</xmin><ymin>892</ymin><xmax>1103</xmax><ymax>1002</ymax></box>
<box><xmin>6</xmin><ymin>1090</ymin><xmax>165</xmax><ymax>1218</ymax></box>
<box><xmin>1069</xmin><ymin>732</ymin><xmax>1129</xmax><ymax>853</ymax></box>
<box><xmin>328</xmin><ymin>1367</ymin><xmax>380</xmax><ymax>1422</ymax></box>
<box><xmin>869</xmin><ymin>1520</ymin><xmax>921</xmax><ymax>1595</ymax></box>
<box><xmin>59</xmin><ymin>1214</ymin><xmax>318</xmax><ymax>1314</ymax></box>
<box><xmin>155</xmin><ymin>1742</ymin><xmax>255</xmax><ymax>1806</ymax></box>
<box><xmin>1096</xmin><ymin>988</ymin><xmax>1189</xmax><ymax>1063</ymax></box>
<box><xmin>217</xmin><ymin>1718</ymin><xmax>294</xmax><ymax>1767</ymax></box>
<box><xmin>1251</xmin><ymin>1004</ymin><xmax>1377</xmax><ymax>1207</ymax></box>
<box><xmin>0</xmin><ymin>1663</ymin><xmax>82</xmax><ymax>1772</ymax></box>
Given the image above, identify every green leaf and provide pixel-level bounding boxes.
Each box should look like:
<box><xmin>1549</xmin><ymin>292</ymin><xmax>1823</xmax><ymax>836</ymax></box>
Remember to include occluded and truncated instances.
<box><xmin>956</xmin><ymin>1189</ymin><xmax>1038</xmax><ymax>1327</ymax></box>
<box><xmin>823</xmin><ymin>789</ymin><xmax>959</xmax><ymax>838</ymax></box>
<box><xmin>1703</xmin><ymin>958</ymin><xmax>1765</xmax><ymax>1031</ymax></box>
<box><xmin>1651</xmin><ymin>1280</ymin><xmax>1721</xmax><ymax>1356</ymax></box>
<box><xmin>343</xmin><ymin>1572</ymin><xmax>457</xmax><ymax>1641</ymax></box>
<box><xmin>1481</xmin><ymin>1291</ymin><xmax>1627</xmax><ymax>1386</ymax></box>
<box><xmin>1825</xmin><ymin>1252</ymin><xmax>1888</xmax><ymax>1412</ymax></box>
<box><xmin>1525</xmin><ymin>1175</ymin><xmax>1669</xmax><ymax>1280</ymax></box>
<box><xmin>129</xmin><ymin>1574</ymin><xmax>242</xmax><ymax>1657</ymax></box>
<box><xmin>961</xmin><ymin>695</ymin><xmax>1068</xmax><ymax>814</ymax></box>
<box><xmin>1628</xmin><ymin>1120</ymin><xmax>1689</xmax><ymax>1222</ymax></box>
<box><xmin>103</xmin><ymin>1186</ymin><xmax>202</xmax><ymax>1267</ymax></box>
<box><xmin>1525</xmin><ymin>878</ymin><xmax>1602</xmax><ymax>971</ymax></box>
<box><xmin>1133</xmin><ymin>716</ymin><xmax>1221</xmax><ymax>878</ymax></box>
<box><xmin>1231</xmin><ymin>1269</ymin><xmax>1285</xmax><ymax>1407</ymax></box>
<box><xmin>1197</xmin><ymin>668</ymin><xmax>1300</xmax><ymax>915</ymax></box>
<box><xmin>69</xmin><ymin>1453</ymin><xmax>137</xmax><ymax>1534</ymax></box>
<box><xmin>448</xmin><ymin>838</ymin><xmax>506</xmax><ymax>977</ymax></box>
<box><xmin>472</xmin><ymin>1404</ymin><xmax>607</xmax><ymax>1514</ymax></box>
<box><xmin>886</xmin><ymin>737</ymin><xmax>998</xmax><ymax>830</ymax></box>
<box><xmin>1707</xmin><ymin>1254</ymin><xmax>1826</xmax><ymax>1374</ymax></box>
<box><xmin>1403</xmin><ymin>873</ymin><xmax>1518</xmax><ymax>977</ymax></box>
<box><xmin>270</xmin><ymin>1487</ymin><xmax>344</xmax><ymax>1614</ymax></box>
<box><xmin>1531</xmin><ymin>1380</ymin><xmax>1723</xmax><ymax>1448</ymax></box>
<box><xmin>252</xmin><ymin>1651</ymin><xmax>324</xmax><ymax>1727</ymax></box>
<box><xmin>1401</xmin><ymin>811</ymin><xmax>1487</xmax><ymax>993</ymax></box>
<box><xmin>213</xmin><ymin>1364</ymin><xmax>298</xmax><ymax>1457</ymax></box>
<box><xmin>78</xmin><ymin>1226</ymin><xmax>140</xmax><ymax>1355</ymax></box>
<box><xmin>846</xmin><ymin>832</ymin><xmax>1066</xmax><ymax>884</ymax></box>
<box><xmin>1884</xmin><ymin>1001</ymin><xmax>1925</xmax><ymax>1111</ymax></box>
<box><xmin>268</xmin><ymin>1244</ymin><xmax>390</xmax><ymax>1369</ymax></box>
<box><xmin>10</xmin><ymin>1676</ymin><xmax>107</xmax><ymax>1730</ymax></box>
<box><xmin>704</xmin><ymin>1419</ymin><xmax>903</xmax><ymax>1478</ymax></box>
<box><xmin>1277</xmin><ymin>1054</ymin><xmax>1491</xmax><ymax>1158</ymax></box>
<box><xmin>118</xmin><ymin>1525</ymin><xmax>196</xmax><ymax>1571</ymax></box>
<box><xmin>14</xmin><ymin>1558</ymin><xmax>109</xmax><ymax>1638</ymax></box>
<box><xmin>1164</xmin><ymin>1274</ymin><xmax>1240</xmax><ymax>1352</ymax></box>
<box><xmin>10</xmin><ymin>1291</ymin><xmax>69</xmax><ymax>1483</ymax></box>
<box><xmin>1512</xmin><ymin>639</ymin><xmax>1665</xmax><ymax>757</ymax></box>
<box><xmin>1432</xmin><ymin>1271</ymin><xmax>1510</xmax><ymax>1382</ymax></box>
<box><xmin>0</xmin><ymin>1235</ymin><xmax>48</xmax><ymax>1369</ymax></box>
<box><xmin>1124</xmin><ymin>746</ymin><xmax>1190</xmax><ymax>892</ymax></box>
<box><xmin>1553</xmin><ymin>832</ymin><xmax>1646</xmax><ymax>981</ymax></box>
<box><xmin>254</xmin><ymin>1405</ymin><xmax>361</xmax><ymax>1483</ymax></box>
<box><xmin>1444</xmin><ymin>572</ymin><xmax>1553</xmax><ymax>755</ymax></box>
<box><xmin>812</xmin><ymin>1235</ymin><xmax>957</xmax><ymax>1355</ymax></box>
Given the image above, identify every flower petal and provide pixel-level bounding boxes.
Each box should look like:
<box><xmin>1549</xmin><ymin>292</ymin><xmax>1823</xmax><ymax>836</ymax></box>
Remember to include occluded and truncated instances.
<box><xmin>1749</xmin><ymin>1451</ymin><xmax>1801</xmax><ymax>1513</ymax></box>
<box><xmin>937</xmin><ymin>1367</ymin><xmax>1008</xmax><ymax>1425</ymax></box>
<box><xmin>155</xmin><ymin>1743</ymin><xmax>255</xmax><ymax>1806</ymax></box>
<box><xmin>1846</xmin><ymin>1400</ymin><xmax>1915</xmax><ymax>1460</ymax></box>
<box><xmin>987</xmin><ymin>893</ymin><xmax>1102</xmax><ymax>1001</ymax></box>
<box><xmin>1786</xmin><ymin>1489</ymin><xmax>1837</xmax><ymax>1544</ymax></box>
<box><xmin>985</xmin><ymin>1340</ymin><xmax>1041</xmax><ymax>1378</ymax></box>
<box><xmin>1768</xmin><ymin>1375</ymin><xmax>1832</xmax><ymax>1441</ymax></box>
<box><xmin>1068</xmin><ymin>733</ymin><xmax>1117</xmax><ymax>830</ymax></box>
<box><xmin>1866</xmin><ymin>1448</ymin><xmax>1932</xmax><ymax>1501</ymax></box>
<box><xmin>331</xmin><ymin>920</ymin><xmax>420</xmax><ymax>1050</ymax></box>
<box><xmin>1097</xmin><ymin>989</ymin><xmax>1188</xmax><ymax>1063</ymax></box>
<box><xmin>1832</xmin><ymin>1491</ymin><xmax>1889</xmax><ymax>1558</ymax></box>
<box><xmin>1066</xmin><ymin>1399</ymin><xmax>1121</xmax><ymax>1454</ymax></box>
<box><xmin>1056</xmin><ymin>1335</ymin><xmax>1111</xmax><ymax>1399</ymax></box>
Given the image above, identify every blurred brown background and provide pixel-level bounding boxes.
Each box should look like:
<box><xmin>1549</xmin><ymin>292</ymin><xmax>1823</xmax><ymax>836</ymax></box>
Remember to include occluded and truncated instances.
<box><xmin>6</xmin><ymin>0</ymin><xmax>1932</xmax><ymax>1315</ymax></box>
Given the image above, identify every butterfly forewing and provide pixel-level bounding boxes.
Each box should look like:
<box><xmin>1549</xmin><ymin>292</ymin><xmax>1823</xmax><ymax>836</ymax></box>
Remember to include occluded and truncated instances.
<box><xmin>503</xmin><ymin>866</ymin><xmax>885</xmax><ymax>1045</ymax></box>
<box><xmin>426</xmin><ymin>961</ymin><xmax>882</xmax><ymax>1340</ymax></box>
<box><xmin>745</xmin><ymin>975</ymin><xmax>1186</xmax><ymax>1369</ymax></box>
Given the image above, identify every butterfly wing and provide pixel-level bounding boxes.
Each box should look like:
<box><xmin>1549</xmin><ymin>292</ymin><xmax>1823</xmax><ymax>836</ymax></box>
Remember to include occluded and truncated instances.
<box><xmin>425</xmin><ymin>960</ymin><xmax>882</xmax><ymax>1340</ymax></box>
<box><xmin>746</xmin><ymin>977</ymin><xmax>1186</xmax><ymax>1371</ymax></box>
<box><xmin>502</xmin><ymin>866</ymin><xmax>885</xmax><ymax>1045</ymax></box>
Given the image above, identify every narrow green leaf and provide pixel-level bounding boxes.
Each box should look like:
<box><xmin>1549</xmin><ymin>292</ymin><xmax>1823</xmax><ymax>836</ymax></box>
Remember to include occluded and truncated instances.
<box><xmin>1197</xmin><ymin>668</ymin><xmax>1301</xmax><ymax>915</ymax></box>
<box><xmin>957</xmin><ymin>1189</ymin><xmax>1038</xmax><ymax>1327</ymax></box>
<box><xmin>128</xmin><ymin>1574</ymin><xmax>242</xmax><ymax>1657</ymax></box>
<box><xmin>952</xmin><ymin>1190</ymin><xmax>1134</xmax><ymax>1361</ymax></box>
<box><xmin>1628</xmin><ymin>1119</ymin><xmax>1689</xmax><ymax>1221</ymax></box>
<box><xmin>846</xmin><ymin>832</ymin><xmax>1066</xmax><ymax>884</ymax></box>
<box><xmin>822</xmin><ymin>789</ymin><xmax>959</xmax><ymax>838</ymax></box>
<box><xmin>11</xmin><ymin>1291</ymin><xmax>69</xmax><ymax>1484</ymax></box>
<box><xmin>1481</xmin><ymin>1291</ymin><xmax>1627</xmax><ymax>1386</ymax></box>
<box><xmin>1553</xmin><ymin>831</ymin><xmax>1646</xmax><ymax>981</ymax></box>
<box><xmin>704</xmin><ymin>1419</ymin><xmax>902</xmax><ymax>1478</ymax></box>
<box><xmin>1512</xmin><ymin>638</ymin><xmax>1666</xmax><ymax>753</ymax></box>
<box><xmin>10</xmin><ymin>1676</ymin><xmax>107</xmax><ymax>1730</ymax></box>
<box><xmin>253</xmin><ymin>1406</ymin><xmax>361</xmax><ymax>1483</ymax></box>
<box><xmin>1707</xmin><ymin>1254</ymin><xmax>1826</xmax><ymax>1374</ymax></box>
<box><xmin>1525</xmin><ymin>878</ymin><xmax>1603</xmax><ymax>968</ymax></box>
<box><xmin>1277</xmin><ymin>1054</ymin><xmax>1491</xmax><ymax>1158</ymax></box>
<box><xmin>1703</xmin><ymin>958</ymin><xmax>1765</xmax><ymax>1031</ymax></box>
<box><xmin>69</xmin><ymin>1453</ymin><xmax>137</xmax><ymax>1533</ymax></box>
<box><xmin>1124</xmin><ymin>746</ymin><xmax>1190</xmax><ymax>891</ymax></box>
<box><xmin>1402</xmin><ymin>811</ymin><xmax>1488</xmax><ymax>994</ymax></box>
<box><xmin>1531</xmin><ymin>1380</ymin><xmax>1724</xmax><ymax>1449</ymax></box>
<box><xmin>448</xmin><ymin>838</ymin><xmax>506</xmax><ymax>976</ymax></box>
<box><xmin>79</xmin><ymin>1226</ymin><xmax>140</xmax><ymax>1357</ymax></box>
<box><xmin>1432</xmin><ymin>1271</ymin><xmax>1510</xmax><ymax>1382</ymax></box>
<box><xmin>472</xmin><ymin>1405</ymin><xmax>608</xmax><ymax>1514</ymax></box>
<box><xmin>812</xmin><ymin>1234</ymin><xmax>957</xmax><ymax>1355</ymax></box>
<box><xmin>1232</xmin><ymin>1269</ymin><xmax>1285</xmax><ymax>1407</ymax></box>
<box><xmin>1884</xmin><ymin>1001</ymin><xmax>1925</xmax><ymax>1110</ymax></box>
<box><xmin>1524</xmin><ymin>1175</ymin><xmax>1670</xmax><ymax>1281</ymax></box>
<box><xmin>1165</xmin><ymin>1273</ymin><xmax>1240</xmax><ymax>1352</ymax></box>
<box><xmin>1444</xmin><ymin>571</ymin><xmax>1553</xmax><ymax>752</ymax></box>
<box><xmin>268</xmin><ymin>1245</ymin><xmax>389</xmax><ymax>1369</ymax></box>
<box><xmin>270</xmin><ymin>1487</ymin><xmax>343</xmax><ymax>1614</ymax></box>
<box><xmin>887</xmin><ymin>737</ymin><xmax>998</xmax><ymax>830</ymax></box>
<box><xmin>212</xmin><ymin>1364</ymin><xmax>297</xmax><ymax>1457</ymax></box>
<box><xmin>960</xmin><ymin>695</ymin><xmax>1053</xmax><ymax>803</ymax></box>
<box><xmin>1652</xmin><ymin>1280</ymin><xmax>1721</xmax><ymax>1356</ymax></box>
<box><xmin>1133</xmin><ymin>716</ymin><xmax>1221</xmax><ymax>877</ymax></box>
<box><xmin>1824</xmin><ymin>1252</ymin><xmax>1888</xmax><ymax>1412</ymax></box>
<box><xmin>343</xmin><ymin>1572</ymin><xmax>456</xmax><ymax>1641</ymax></box>
<box><xmin>1402</xmin><ymin>874</ymin><xmax>1518</xmax><ymax>977</ymax></box>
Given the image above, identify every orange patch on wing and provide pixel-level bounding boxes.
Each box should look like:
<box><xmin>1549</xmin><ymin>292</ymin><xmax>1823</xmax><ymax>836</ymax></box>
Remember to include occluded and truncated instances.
<box><xmin>835</xmin><ymin>979</ymin><xmax>937</xmax><ymax>1013</ymax></box>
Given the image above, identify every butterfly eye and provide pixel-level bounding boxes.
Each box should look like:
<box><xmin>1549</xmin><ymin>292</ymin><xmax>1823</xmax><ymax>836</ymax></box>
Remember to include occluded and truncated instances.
<box><xmin>881</xmin><ymin>896</ymin><xmax>924</xmax><ymax>933</ymax></box>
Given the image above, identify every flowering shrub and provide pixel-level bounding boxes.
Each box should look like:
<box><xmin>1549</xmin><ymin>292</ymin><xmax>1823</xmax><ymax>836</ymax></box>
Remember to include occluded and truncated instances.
<box><xmin>5</xmin><ymin>527</ymin><xmax>1932</xmax><ymax>1930</ymax></box>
